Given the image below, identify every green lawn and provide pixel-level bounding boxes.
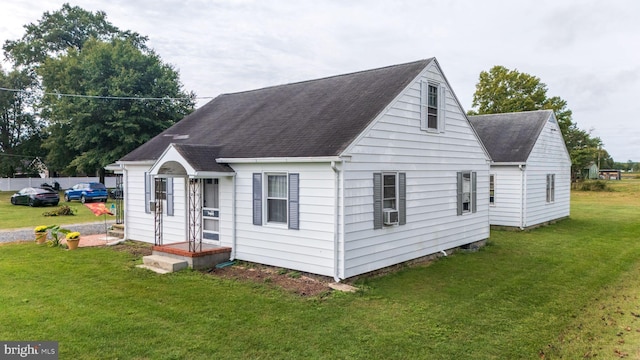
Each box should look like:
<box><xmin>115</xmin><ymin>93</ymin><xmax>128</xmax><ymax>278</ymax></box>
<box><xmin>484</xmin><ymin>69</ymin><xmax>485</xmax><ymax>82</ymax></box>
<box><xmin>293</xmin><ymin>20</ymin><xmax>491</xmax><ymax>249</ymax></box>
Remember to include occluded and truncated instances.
<box><xmin>1</xmin><ymin>181</ymin><xmax>639</xmax><ymax>359</ymax></box>
<box><xmin>0</xmin><ymin>191</ymin><xmax>116</xmax><ymax>229</ymax></box>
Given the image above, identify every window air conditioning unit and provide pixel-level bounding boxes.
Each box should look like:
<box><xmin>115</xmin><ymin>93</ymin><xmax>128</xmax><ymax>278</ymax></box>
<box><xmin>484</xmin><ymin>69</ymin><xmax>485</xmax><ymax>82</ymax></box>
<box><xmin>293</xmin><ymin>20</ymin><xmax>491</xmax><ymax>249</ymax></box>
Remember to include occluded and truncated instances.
<box><xmin>383</xmin><ymin>209</ymin><xmax>399</xmax><ymax>225</ymax></box>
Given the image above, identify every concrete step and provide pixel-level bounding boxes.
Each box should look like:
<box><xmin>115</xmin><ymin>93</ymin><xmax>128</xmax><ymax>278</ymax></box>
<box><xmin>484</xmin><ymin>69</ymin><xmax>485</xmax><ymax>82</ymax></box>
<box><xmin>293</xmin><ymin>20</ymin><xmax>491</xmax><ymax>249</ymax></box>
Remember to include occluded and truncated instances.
<box><xmin>108</xmin><ymin>224</ymin><xmax>125</xmax><ymax>239</ymax></box>
<box><xmin>140</xmin><ymin>255</ymin><xmax>188</xmax><ymax>273</ymax></box>
<box><xmin>108</xmin><ymin>229</ymin><xmax>124</xmax><ymax>239</ymax></box>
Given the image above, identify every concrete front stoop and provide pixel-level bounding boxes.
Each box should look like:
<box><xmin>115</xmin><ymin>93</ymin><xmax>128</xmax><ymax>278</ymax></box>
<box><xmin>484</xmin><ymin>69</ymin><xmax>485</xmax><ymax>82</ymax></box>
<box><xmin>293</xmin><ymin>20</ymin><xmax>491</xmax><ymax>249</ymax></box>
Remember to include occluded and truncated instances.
<box><xmin>108</xmin><ymin>224</ymin><xmax>125</xmax><ymax>239</ymax></box>
<box><xmin>138</xmin><ymin>255</ymin><xmax>188</xmax><ymax>274</ymax></box>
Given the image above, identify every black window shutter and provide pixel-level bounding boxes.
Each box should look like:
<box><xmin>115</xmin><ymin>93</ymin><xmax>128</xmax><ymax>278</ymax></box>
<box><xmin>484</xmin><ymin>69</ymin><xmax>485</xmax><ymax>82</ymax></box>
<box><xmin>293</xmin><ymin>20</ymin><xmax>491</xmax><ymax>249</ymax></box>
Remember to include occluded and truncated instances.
<box><xmin>253</xmin><ymin>173</ymin><xmax>262</xmax><ymax>226</ymax></box>
<box><xmin>166</xmin><ymin>178</ymin><xmax>174</xmax><ymax>216</ymax></box>
<box><xmin>373</xmin><ymin>173</ymin><xmax>383</xmax><ymax>229</ymax></box>
<box><xmin>399</xmin><ymin>173</ymin><xmax>406</xmax><ymax>225</ymax></box>
<box><xmin>472</xmin><ymin>172</ymin><xmax>477</xmax><ymax>213</ymax></box>
<box><xmin>144</xmin><ymin>172</ymin><xmax>151</xmax><ymax>214</ymax></box>
<box><xmin>456</xmin><ymin>172</ymin><xmax>463</xmax><ymax>216</ymax></box>
<box><xmin>288</xmin><ymin>173</ymin><xmax>299</xmax><ymax>230</ymax></box>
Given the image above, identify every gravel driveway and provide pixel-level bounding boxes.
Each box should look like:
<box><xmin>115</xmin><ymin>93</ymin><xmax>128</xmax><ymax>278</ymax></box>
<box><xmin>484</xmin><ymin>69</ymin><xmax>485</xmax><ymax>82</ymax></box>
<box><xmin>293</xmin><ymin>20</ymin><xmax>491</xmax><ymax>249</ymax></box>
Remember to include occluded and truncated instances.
<box><xmin>0</xmin><ymin>221</ymin><xmax>116</xmax><ymax>243</ymax></box>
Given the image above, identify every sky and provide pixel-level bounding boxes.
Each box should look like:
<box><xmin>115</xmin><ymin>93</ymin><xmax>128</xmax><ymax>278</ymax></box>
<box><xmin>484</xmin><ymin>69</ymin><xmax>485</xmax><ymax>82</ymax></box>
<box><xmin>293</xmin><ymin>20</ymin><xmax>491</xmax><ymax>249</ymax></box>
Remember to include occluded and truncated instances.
<box><xmin>1</xmin><ymin>0</ymin><xmax>639</xmax><ymax>162</ymax></box>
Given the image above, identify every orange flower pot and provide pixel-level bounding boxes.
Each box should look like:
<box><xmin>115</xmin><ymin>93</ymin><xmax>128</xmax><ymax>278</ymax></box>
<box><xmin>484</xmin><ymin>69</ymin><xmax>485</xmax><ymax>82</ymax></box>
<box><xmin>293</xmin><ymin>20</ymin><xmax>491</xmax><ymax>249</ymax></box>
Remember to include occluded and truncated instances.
<box><xmin>66</xmin><ymin>238</ymin><xmax>80</xmax><ymax>250</ymax></box>
<box><xmin>35</xmin><ymin>232</ymin><xmax>47</xmax><ymax>244</ymax></box>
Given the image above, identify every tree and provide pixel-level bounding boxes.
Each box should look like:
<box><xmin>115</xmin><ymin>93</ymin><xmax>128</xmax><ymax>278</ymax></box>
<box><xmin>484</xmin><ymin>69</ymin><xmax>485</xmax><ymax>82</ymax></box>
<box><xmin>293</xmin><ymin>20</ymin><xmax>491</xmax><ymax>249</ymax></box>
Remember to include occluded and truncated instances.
<box><xmin>0</xmin><ymin>66</ymin><xmax>43</xmax><ymax>177</ymax></box>
<box><xmin>469</xmin><ymin>65</ymin><xmax>607</xmax><ymax>179</ymax></box>
<box><xmin>469</xmin><ymin>65</ymin><xmax>572</xmax><ymax>135</ymax></box>
<box><xmin>38</xmin><ymin>37</ymin><xmax>195</xmax><ymax>176</ymax></box>
<box><xmin>3</xmin><ymin>3</ymin><xmax>146</xmax><ymax>71</ymax></box>
<box><xmin>3</xmin><ymin>4</ymin><xmax>194</xmax><ymax>178</ymax></box>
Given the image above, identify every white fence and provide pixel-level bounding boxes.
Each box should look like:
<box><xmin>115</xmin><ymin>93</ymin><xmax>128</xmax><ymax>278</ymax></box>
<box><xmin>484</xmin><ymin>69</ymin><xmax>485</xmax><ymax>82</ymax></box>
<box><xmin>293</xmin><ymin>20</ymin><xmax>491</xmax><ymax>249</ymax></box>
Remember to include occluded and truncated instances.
<box><xmin>0</xmin><ymin>177</ymin><xmax>117</xmax><ymax>192</ymax></box>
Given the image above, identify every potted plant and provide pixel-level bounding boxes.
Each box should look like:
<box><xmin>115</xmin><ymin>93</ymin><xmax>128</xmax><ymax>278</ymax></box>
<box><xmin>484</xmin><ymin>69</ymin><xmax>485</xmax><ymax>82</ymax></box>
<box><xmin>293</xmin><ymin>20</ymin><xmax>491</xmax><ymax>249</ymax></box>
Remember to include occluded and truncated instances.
<box><xmin>34</xmin><ymin>225</ymin><xmax>49</xmax><ymax>244</ymax></box>
<box><xmin>47</xmin><ymin>225</ymin><xmax>70</xmax><ymax>248</ymax></box>
<box><xmin>65</xmin><ymin>231</ymin><xmax>81</xmax><ymax>250</ymax></box>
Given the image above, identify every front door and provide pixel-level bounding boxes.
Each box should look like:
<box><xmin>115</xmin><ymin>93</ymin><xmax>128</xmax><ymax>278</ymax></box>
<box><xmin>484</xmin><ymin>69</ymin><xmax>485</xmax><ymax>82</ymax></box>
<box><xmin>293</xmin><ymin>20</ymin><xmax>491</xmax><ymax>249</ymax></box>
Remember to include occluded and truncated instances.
<box><xmin>202</xmin><ymin>178</ymin><xmax>220</xmax><ymax>243</ymax></box>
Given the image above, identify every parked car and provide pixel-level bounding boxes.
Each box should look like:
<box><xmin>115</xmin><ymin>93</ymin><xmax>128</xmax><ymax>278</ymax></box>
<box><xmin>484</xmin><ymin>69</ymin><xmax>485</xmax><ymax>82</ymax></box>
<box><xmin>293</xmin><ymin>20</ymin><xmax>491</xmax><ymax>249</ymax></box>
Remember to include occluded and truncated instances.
<box><xmin>64</xmin><ymin>182</ymin><xmax>108</xmax><ymax>203</ymax></box>
<box><xmin>109</xmin><ymin>184</ymin><xmax>123</xmax><ymax>199</ymax></box>
<box><xmin>10</xmin><ymin>187</ymin><xmax>60</xmax><ymax>207</ymax></box>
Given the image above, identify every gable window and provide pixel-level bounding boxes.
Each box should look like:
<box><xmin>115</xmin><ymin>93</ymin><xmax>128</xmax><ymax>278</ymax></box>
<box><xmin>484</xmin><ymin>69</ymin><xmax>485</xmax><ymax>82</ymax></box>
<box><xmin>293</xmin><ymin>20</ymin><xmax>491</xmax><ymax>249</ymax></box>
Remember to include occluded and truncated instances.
<box><xmin>427</xmin><ymin>84</ymin><xmax>438</xmax><ymax>129</ymax></box>
<box><xmin>253</xmin><ymin>173</ymin><xmax>299</xmax><ymax>229</ymax></box>
<box><xmin>373</xmin><ymin>172</ymin><xmax>406</xmax><ymax>229</ymax></box>
<box><xmin>489</xmin><ymin>174</ymin><xmax>495</xmax><ymax>205</ymax></box>
<box><xmin>457</xmin><ymin>171</ymin><xmax>477</xmax><ymax>215</ymax></box>
<box><xmin>420</xmin><ymin>81</ymin><xmax>446</xmax><ymax>132</ymax></box>
<box><xmin>546</xmin><ymin>174</ymin><xmax>555</xmax><ymax>203</ymax></box>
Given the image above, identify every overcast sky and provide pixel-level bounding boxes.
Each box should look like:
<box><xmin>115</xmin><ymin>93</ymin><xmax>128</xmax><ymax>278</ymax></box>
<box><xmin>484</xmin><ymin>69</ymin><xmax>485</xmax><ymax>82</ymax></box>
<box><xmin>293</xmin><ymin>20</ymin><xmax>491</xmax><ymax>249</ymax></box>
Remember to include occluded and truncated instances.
<box><xmin>1</xmin><ymin>0</ymin><xmax>639</xmax><ymax>161</ymax></box>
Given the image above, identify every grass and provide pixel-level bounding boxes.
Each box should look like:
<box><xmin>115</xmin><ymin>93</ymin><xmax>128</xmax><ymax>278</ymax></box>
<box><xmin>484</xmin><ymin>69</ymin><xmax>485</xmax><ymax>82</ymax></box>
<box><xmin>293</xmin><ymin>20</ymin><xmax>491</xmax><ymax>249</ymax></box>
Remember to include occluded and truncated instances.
<box><xmin>0</xmin><ymin>180</ymin><xmax>639</xmax><ymax>358</ymax></box>
<box><xmin>0</xmin><ymin>191</ymin><xmax>116</xmax><ymax>229</ymax></box>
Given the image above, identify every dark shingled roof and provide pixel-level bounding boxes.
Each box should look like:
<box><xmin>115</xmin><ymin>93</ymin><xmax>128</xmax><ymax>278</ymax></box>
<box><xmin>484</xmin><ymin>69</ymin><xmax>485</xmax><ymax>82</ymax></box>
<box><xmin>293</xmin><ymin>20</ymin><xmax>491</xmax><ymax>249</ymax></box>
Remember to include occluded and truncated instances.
<box><xmin>172</xmin><ymin>144</ymin><xmax>234</xmax><ymax>173</ymax></box>
<box><xmin>120</xmin><ymin>59</ymin><xmax>433</xmax><ymax>163</ymax></box>
<box><xmin>468</xmin><ymin>110</ymin><xmax>552</xmax><ymax>163</ymax></box>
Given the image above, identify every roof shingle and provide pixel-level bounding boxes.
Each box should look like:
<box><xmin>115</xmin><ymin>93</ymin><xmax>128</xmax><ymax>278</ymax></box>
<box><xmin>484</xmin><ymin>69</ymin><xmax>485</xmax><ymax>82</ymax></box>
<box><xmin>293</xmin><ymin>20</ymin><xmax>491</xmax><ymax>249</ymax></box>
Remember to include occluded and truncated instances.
<box><xmin>121</xmin><ymin>59</ymin><xmax>432</xmax><ymax>163</ymax></box>
<box><xmin>468</xmin><ymin>110</ymin><xmax>552</xmax><ymax>163</ymax></box>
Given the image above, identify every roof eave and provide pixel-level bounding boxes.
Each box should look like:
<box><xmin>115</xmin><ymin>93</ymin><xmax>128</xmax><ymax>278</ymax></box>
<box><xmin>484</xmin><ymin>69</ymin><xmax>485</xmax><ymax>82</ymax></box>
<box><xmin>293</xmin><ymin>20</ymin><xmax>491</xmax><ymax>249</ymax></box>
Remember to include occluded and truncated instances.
<box><xmin>216</xmin><ymin>156</ymin><xmax>344</xmax><ymax>164</ymax></box>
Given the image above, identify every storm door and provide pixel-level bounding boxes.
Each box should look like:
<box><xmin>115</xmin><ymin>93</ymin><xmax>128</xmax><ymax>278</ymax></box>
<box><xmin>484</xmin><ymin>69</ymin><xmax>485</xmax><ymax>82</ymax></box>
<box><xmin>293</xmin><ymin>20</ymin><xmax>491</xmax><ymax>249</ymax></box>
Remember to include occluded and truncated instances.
<box><xmin>202</xmin><ymin>178</ymin><xmax>220</xmax><ymax>243</ymax></box>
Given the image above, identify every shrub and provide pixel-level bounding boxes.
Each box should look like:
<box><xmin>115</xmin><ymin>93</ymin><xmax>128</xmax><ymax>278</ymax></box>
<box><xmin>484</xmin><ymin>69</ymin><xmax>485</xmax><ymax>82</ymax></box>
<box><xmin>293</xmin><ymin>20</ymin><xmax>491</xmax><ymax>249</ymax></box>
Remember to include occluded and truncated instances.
<box><xmin>42</xmin><ymin>205</ymin><xmax>76</xmax><ymax>217</ymax></box>
<box><xmin>579</xmin><ymin>180</ymin><xmax>611</xmax><ymax>191</ymax></box>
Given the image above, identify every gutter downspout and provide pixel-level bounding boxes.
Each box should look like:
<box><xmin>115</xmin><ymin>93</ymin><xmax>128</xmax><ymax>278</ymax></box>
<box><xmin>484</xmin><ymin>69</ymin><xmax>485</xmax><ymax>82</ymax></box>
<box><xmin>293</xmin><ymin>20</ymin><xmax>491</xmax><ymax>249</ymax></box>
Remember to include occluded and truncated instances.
<box><xmin>519</xmin><ymin>164</ymin><xmax>526</xmax><ymax>230</ymax></box>
<box><xmin>331</xmin><ymin>161</ymin><xmax>341</xmax><ymax>283</ymax></box>
<box><xmin>231</xmin><ymin>173</ymin><xmax>237</xmax><ymax>260</ymax></box>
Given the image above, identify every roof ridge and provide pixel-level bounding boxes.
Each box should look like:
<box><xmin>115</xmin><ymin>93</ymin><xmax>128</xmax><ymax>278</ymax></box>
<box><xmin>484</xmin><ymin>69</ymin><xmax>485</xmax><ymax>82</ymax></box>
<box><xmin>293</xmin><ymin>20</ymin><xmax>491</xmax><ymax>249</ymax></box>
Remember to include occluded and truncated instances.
<box><xmin>219</xmin><ymin>58</ymin><xmax>433</xmax><ymax>97</ymax></box>
<box><xmin>469</xmin><ymin>109</ymin><xmax>553</xmax><ymax>118</ymax></box>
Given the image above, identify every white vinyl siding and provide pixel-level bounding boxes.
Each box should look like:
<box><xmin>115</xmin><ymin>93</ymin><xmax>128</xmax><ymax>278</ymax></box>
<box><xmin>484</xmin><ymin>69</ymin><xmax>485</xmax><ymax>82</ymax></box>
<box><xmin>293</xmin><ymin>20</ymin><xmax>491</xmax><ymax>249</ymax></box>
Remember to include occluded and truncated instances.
<box><xmin>235</xmin><ymin>163</ymin><xmax>336</xmax><ymax>277</ymax></box>
<box><xmin>124</xmin><ymin>165</ymin><xmax>186</xmax><ymax>244</ymax></box>
<box><xmin>487</xmin><ymin>166</ymin><xmax>524</xmax><ymax>227</ymax></box>
<box><xmin>341</xmin><ymin>61</ymin><xmax>490</xmax><ymax>278</ymax></box>
<box><xmin>488</xmin><ymin>115</ymin><xmax>571</xmax><ymax>228</ymax></box>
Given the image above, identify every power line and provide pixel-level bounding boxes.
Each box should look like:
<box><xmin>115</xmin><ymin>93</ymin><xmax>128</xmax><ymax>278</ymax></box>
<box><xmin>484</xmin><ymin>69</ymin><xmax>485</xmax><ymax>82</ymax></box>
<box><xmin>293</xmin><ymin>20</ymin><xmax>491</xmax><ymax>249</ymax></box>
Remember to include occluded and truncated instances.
<box><xmin>0</xmin><ymin>87</ymin><xmax>215</xmax><ymax>101</ymax></box>
<box><xmin>0</xmin><ymin>152</ymin><xmax>42</xmax><ymax>158</ymax></box>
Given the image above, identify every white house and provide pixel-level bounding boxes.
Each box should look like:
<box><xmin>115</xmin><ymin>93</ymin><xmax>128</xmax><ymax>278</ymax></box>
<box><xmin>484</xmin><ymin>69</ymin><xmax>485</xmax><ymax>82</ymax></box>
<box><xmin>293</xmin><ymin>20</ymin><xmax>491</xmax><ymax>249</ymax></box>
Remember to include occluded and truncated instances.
<box><xmin>118</xmin><ymin>58</ymin><xmax>491</xmax><ymax>280</ymax></box>
<box><xmin>468</xmin><ymin>110</ymin><xmax>571</xmax><ymax>229</ymax></box>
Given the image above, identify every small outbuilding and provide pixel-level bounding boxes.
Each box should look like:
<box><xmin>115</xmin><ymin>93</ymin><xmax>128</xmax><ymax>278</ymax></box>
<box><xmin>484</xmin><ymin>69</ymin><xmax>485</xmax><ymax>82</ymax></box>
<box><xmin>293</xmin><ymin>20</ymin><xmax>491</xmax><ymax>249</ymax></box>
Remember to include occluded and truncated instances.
<box><xmin>469</xmin><ymin>110</ymin><xmax>571</xmax><ymax>229</ymax></box>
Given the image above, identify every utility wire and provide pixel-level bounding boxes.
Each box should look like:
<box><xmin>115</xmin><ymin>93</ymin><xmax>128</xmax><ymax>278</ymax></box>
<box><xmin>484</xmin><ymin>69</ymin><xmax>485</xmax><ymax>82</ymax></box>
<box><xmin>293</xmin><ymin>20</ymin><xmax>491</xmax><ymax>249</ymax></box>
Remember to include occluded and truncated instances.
<box><xmin>0</xmin><ymin>87</ymin><xmax>215</xmax><ymax>101</ymax></box>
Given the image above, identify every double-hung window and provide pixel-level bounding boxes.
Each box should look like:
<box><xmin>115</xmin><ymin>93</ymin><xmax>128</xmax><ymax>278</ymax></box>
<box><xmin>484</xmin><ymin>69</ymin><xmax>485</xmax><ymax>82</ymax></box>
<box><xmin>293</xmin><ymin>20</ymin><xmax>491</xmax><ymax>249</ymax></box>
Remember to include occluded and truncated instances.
<box><xmin>457</xmin><ymin>171</ymin><xmax>477</xmax><ymax>215</ymax></box>
<box><xmin>373</xmin><ymin>172</ymin><xmax>406</xmax><ymax>229</ymax></box>
<box><xmin>144</xmin><ymin>173</ymin><xmax>174</xmax><ymax>216</ymax></box>
<box><xmin>420</xmin><ymin>81</ymin><xmax>446</xmax><ymax>132</ymax></box>
<box><xmin>252</xmin><ymin>173</ymin><xmax>299</xmax><ymax>229</ymax></box>
<box><xmin>267</xmin><ymin>174</ymin><xmax>288</xmax><ymax>223</ymax></box>
<box><xmin>383</xmin><ymin>174</ymin><xmax>397</xmax><ymax>210</ymax></box>
<box><xmin>546</xmin><ymin>174</ymin><xmax>555</xmax><ymax>203</ymax></box>
<box><xmin>489</xmin><ymin>174</ymin><xmax>495</xmax><ymax>205</ymax></box>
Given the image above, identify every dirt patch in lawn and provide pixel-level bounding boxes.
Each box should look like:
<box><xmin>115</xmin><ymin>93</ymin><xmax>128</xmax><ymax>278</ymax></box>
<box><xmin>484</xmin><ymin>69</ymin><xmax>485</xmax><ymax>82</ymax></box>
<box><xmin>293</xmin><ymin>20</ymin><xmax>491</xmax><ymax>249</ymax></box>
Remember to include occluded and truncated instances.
<box><xmin>111</xmin><ymin>242</ymin><xmax>334</xmax><ymax>297</ymax></box>
<box><xmin>111</xmin><ymin>241</ymin><xmax>153</xmax><ymax>258</ymax></box>
<box><xmin>208</xmin><ymin>262</ymin><xmax>334</xmax><ymax>297</ymax></box>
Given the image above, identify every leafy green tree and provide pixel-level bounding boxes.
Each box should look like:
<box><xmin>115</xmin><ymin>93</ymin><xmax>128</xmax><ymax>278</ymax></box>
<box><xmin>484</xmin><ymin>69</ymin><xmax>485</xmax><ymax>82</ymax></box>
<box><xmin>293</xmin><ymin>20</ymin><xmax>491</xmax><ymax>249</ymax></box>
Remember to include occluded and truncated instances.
<box><xmin>3</xmin><ymin>3</ymin><xmax>146</xmax><ymax>71</ymax></box>
<box><xmin>3</xmin><ymin>4</ymin><xmax>194</xmax><ymax>178</ymax></box>
<box><xmin>468</xmin><ymin>65</ymin><xmax>572</xmax><ymax>135</ymax></box>
<box><xmin>469</xmin><ymin>65</ymin><xmax>609</xmax><ymax>179</ymax></box>
<box><xmin>0</xmin><ymin>66</ymin><xmax>43</xmax><ymax>176</ymax></box>
<box><xmin>38</xmin><ymin>37</ymin><xmax>195</xmax><ymax>176</ymax></box>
